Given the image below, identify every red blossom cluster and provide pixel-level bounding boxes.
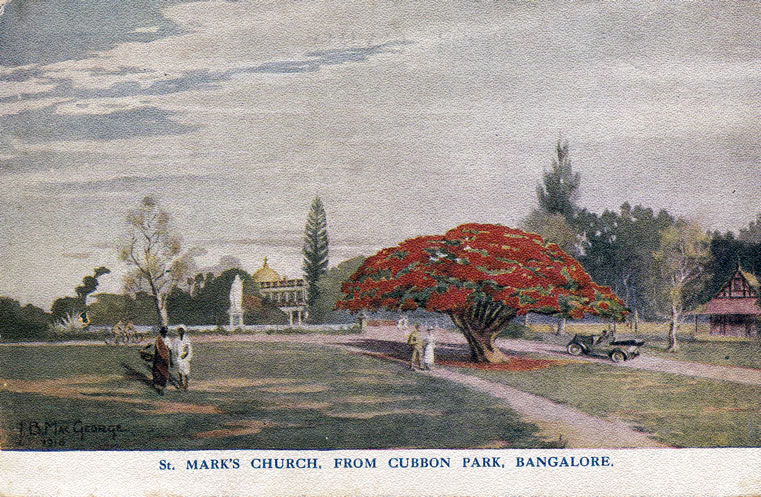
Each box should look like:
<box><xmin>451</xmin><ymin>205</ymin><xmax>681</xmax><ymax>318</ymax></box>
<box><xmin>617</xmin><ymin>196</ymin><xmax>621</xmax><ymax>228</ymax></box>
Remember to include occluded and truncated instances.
<box><xmin>338</xmin><ymin>223</ymin><xmax>627</xmax><ymax>320</ymax></box>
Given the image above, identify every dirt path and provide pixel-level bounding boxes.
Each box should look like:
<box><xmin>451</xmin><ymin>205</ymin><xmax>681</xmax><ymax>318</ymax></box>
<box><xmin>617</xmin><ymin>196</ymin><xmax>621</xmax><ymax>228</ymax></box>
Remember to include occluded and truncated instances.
<box><xmin>499</xmin><ymin>338</ymin><xmax>761</xmax><ymax>386</ymax></box>
<box><xmin>336</xmin><ymin>341</ymin><xmax>667</xmax><ymax>448</ymax></box>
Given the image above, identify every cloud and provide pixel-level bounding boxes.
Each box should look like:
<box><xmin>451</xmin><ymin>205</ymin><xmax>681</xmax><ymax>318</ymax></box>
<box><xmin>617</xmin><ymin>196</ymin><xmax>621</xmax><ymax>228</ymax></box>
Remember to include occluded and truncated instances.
<box><xmin>195</xmin><ymin>236</ymin><xmax>301</xmax><ymax>248</ymax></box>
<box><xmin>84</xmin><ymin>65</ymin><xmax>150</xmax><ymax>77</ymax></box>
<box><xmin>61</xmin><ymin>252</ymin><xmax>91</xmax><ymax>259</ymax></box>
<box><xmin>248</xmin><ymin>41</ymin><xmax>411</xmax><ymax>74</ymax></box>
<box><xmin>0</xmin><ymin>0</ymin><xmax>188</xmax><ymax>68</ymax></box>
<box><xmin>1</xmin><ymin>41</ymin><xmax>412</xmax><ymax>107</ymax></box>
<box><xmin>90</xmin><ymin>242</ymin><xmax>114</xmax><ymax>250</ymax></box>
<box><xmin>0</xmin><ymin>150</ymin><xmax>95</xmax><ymax>176</ymax></box>
<box><xmin>34</xmin><ymin>173</ymin><xmax>218</xmax><ymax>194</ymax></box>
<box><xmin>185</xmin><ymin>246</ymin><xmax>208</xmax><ymax>257</ymax></box>
<box><xmin>1</xmin><ymin>104</ymin><xmax>199</xmax><ymax>143</ymax></box>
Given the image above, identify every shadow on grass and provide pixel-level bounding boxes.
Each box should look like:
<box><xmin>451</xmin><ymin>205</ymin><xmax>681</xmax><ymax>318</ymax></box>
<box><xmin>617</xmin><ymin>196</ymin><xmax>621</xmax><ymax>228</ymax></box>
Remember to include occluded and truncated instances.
<box><xmin>346</xmin><ymin>339</ymin><xmax>476</xmax><ymax>362</ymax></box>
<box><xmin>121</xmin><ymin>362</ymin><xmax>153</xmax><ymax>387</ymax></box>
<box><xmin>346</xmin><ymin>338</ymin><xmax>540</xmax><ymax>363</ymax></box>
<box><xmin>122</xmin><ymin>361</ymin><xmax>183</xmax><ymax>392</ymax></box>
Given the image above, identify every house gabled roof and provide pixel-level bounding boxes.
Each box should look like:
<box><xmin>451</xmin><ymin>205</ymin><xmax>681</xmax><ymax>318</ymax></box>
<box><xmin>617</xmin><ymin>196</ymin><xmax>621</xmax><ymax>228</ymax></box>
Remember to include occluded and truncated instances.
<box><xmin>709</xmin><ymin>266</ymin><xmax>759</xmax><ymax>300</ymax></box>
<box><xmin>689</xmin><ymin>265</ymin><xmax>761</xmax><ymax>315</ymax></box>
<box><xmin>739</xmin><ymin>269</ymin><xmax>760</xmax><ymax>290</ymax></box>
<box><xmin>703</xmin><ymin>298</ymin><xmax>761</xmax><ymax>316</ymax></box>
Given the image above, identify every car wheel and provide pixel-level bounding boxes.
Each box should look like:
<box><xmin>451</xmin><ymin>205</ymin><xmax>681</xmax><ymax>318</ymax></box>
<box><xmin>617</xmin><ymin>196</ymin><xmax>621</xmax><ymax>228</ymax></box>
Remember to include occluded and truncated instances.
<box><xmin>567</xmin><ymin>343</ymin><xmax>583</xmax><ymax>356</ymax></box>
<box><xmin>610</xmin><ymin>350</ymin><xmax>626</xmax><ymax>363</ymax></box>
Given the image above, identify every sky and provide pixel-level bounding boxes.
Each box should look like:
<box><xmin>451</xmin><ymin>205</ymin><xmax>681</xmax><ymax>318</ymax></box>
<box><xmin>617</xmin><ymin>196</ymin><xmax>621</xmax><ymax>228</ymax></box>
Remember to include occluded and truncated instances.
<box><xmin>0</xmin><ymin>0</ymin><xmax>759</xmax><ymax>310</ymax></box>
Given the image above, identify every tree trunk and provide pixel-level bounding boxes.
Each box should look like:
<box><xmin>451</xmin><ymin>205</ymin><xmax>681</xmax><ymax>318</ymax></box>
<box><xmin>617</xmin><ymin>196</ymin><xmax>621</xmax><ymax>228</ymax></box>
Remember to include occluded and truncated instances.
<box><xmin>151</xmin><ymin>293</ymin><xmax>169</xmax><ymax>327</ymax></box>
<box><xmin>634</xmin><ymin>308</ymin><xmax>639</xmax><ymax>334</ymax></box>
<box><xmin>459</xmin><ymin>326</ymin><xmax>509</xmax><ymax>363</ymax></box>
<box><xmin>667</xmin><ymin>304</ymin><xmax>679</xmax><ymax>352</ymax></box>
<box><xmin>523</xmin><ymin>313</ymin><xmax>529</xmax><ymax>327</ymax></box>
<box><xmin>556</xmin><ymin>317</ymin><xmax>566</xmax><ymax>336</ymax></box>
<box><xmin>159</xmin><ymin>303</ymin><xmax>169</xmax><ymax>327</ymax></box>
<box><xmin>147</xmin><ymin>278</ymin><xmax>169</xmax><ymax>328</ymax></box>
<box><xmin>449</xmin><ymin>308</ymin><xmax>513</xmax><ymax>363</ymax></box>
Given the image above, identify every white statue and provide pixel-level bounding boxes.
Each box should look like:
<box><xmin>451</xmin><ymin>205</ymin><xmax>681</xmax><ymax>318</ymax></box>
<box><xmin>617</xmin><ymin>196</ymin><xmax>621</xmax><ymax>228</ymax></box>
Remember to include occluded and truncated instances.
<box><xmin>230</xmin><ymin>275</ymin><xmax>243</xmax><ymax>311</ymax></box>
<box><xmin>229</xmin><ymin>275</ymin><xmax>244</xmax><ymax>328</ymax></box>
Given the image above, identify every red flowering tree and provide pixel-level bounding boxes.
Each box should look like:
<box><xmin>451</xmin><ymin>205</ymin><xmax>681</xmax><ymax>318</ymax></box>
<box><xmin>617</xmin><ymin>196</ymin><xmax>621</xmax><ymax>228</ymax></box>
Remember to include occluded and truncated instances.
<box><xmin>338</xmin><ymin>224</ymin><xmax>627</xmax><ymax>363</ymax></box>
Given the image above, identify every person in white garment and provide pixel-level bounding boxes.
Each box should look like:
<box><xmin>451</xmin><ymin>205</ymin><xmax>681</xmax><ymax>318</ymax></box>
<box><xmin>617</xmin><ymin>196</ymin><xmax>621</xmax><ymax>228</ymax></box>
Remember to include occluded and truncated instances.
<box><xmin>396</xmin><ymin>315</ymin><xmax>409</xmax><ymax>335</ymax></box>
<box><xmin>422</xmin><ymin>327</ymin><xmax>436</xmax><ymax>370</ymax></box>
<box><xmin>173</xmin><ymin>327</ymin><xmax>193</xmax><ymax>391</ymax></box>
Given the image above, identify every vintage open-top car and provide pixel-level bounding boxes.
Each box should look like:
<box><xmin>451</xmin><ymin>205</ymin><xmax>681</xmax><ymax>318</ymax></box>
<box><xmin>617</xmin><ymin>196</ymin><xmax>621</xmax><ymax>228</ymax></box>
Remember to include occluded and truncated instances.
<box><xmin>566</xmin><ymin>330</ymin><xmax>644</xmax><ymax>362</ymax></box>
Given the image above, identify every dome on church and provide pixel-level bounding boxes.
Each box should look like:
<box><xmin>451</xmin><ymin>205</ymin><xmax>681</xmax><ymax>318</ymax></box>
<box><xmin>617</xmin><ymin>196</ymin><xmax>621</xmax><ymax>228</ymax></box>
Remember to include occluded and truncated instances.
<box><xmin>252</xmin><ymin>257</ymin><xmax>281</xmax><ymax>283</ymax></box>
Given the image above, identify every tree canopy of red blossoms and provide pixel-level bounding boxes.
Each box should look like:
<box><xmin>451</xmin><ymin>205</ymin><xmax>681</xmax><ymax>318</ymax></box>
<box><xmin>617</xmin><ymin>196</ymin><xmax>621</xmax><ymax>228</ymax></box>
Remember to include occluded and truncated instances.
<box><xmin>338</xmin><ymin>223</ymin><xmax>627</xmax><ymax>362</ymax></box>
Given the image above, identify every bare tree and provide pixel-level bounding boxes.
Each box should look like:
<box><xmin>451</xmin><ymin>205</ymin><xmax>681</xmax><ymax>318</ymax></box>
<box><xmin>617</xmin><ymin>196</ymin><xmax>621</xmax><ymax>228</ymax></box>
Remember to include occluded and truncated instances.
<box><xmin>653</xmin><ymin>219</ymin><xmax>711</xmax><ymax>352</ymax></box>
<box><xmin>119</xmin><ymin>196</ymin><xmax>189</xmax><ymax>326</ymax></box>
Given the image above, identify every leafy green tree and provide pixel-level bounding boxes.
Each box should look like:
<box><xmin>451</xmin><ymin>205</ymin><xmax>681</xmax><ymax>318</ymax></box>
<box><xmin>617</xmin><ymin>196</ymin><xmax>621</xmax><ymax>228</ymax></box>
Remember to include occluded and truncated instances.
<box><xmin>87</xmin><ymin>292</ymin><xmax>161</xmax><ymax>325</ymax></box>
<box><xmin>0</xmin><ymin>297</ymin><xmax>51</xmax><ymax>340</ymax></box>
<box><xmin>738</xmin><ymin>213</ymin><xmax>761</xmax><ymax>244</ymax></box>
<box><xmin>703</xmin><ymin>231</ymin><xmax>761</xmax><ymax>300</ymax></box>
<box><xmin>577</xmin><ymin>204</ymin><xmax>674</xmax><ymax>327</ymax></box>
<box><xmin>528</xmin><ymin>139</ymin><xmax>582</xmax><ymax>334</ymax></box>
<box><xmin>75</xmin><ymin>266</ymin><xmax>111</xmax><ymax>302</ymax></box>
<box><xmin>521</xmin><ymin>210</ymin><xmax>578</xmax><ymax>334</ymax></box>
<box><xmin>537</xmin><ymin>139</ymin><xmax>580</xmax><ymax>220</ymax></box>
<box><xmin>87</xmin><ymin>293</ymin><xmax>129</xmax><ymax>325</ymax></box>
<box><xmin>311</xmin><ymin>256</ymin><xmax>365</xmax><ymax>323</ymax></box>
<box><xmin>653</xmin><ymin>219</ymin><xmax>712</xmax><ymax>352</ymax></box>
<box><xmin>50</xmin><ymin>296</ymin><xmax>84</xmax><ymax>324</ymax></box>
<box><xmin>119</xmin><ymin>196</ymin><xmax>190</xmax><ymax>326</ymax></box>
<box><xmin>50</xmin><ymin>266</ymin><xmax>112</xmax><ymax>323</ymax></box>
<box><xmin>302</xmin><ymin>196</ymin><xmax>329</xmax><ymax>316</ymax></box>
<box><xmin>166</xmin><ymin>268</ymin><xmax>262</xmax><ymax>326</ymax></box>
<box><xmin>522</xmin><ymin>211</ymin><xmax>577</xmax><ymax>255</ymax></box>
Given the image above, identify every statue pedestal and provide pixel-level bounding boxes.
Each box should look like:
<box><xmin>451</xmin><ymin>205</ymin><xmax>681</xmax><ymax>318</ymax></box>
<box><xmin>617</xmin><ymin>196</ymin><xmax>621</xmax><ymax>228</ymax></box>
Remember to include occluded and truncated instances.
<box><xmin>228</xmin><ymin>311</ymin><xmax>243</xmax><ymax>329</ymax></box>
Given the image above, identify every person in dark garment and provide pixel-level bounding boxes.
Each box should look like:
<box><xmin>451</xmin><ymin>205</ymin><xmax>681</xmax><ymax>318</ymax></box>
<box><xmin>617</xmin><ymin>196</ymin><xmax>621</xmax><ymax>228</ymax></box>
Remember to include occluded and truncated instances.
<box><xmin>152</xmin><ymin>326</ymin><xmax>171</xmax><ymax>395</ymax></box>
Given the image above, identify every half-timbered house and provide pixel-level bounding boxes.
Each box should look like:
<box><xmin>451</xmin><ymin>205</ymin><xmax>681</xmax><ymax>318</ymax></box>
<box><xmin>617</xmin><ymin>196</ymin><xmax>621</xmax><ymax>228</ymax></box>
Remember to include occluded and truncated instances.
<box><xmin>697</xmin><ymin>266</ymin><xmax>760</xmax><ymax>336</ymax></box>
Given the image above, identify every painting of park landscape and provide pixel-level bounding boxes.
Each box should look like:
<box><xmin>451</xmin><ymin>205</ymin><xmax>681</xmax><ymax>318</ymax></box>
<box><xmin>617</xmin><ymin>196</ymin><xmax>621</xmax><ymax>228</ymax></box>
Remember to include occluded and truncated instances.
<box><xmin>1</xmin><ymin>0</ymin><xmax>760</xmax><ymax>456</ymax></box>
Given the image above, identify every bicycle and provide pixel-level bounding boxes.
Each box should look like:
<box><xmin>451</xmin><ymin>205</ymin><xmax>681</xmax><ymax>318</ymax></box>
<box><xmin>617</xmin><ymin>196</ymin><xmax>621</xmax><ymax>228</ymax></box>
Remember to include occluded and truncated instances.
<box><xmin>104</xmin><ymin>322</ymin><xmax>129</xmax><ymax>345</ymax></box>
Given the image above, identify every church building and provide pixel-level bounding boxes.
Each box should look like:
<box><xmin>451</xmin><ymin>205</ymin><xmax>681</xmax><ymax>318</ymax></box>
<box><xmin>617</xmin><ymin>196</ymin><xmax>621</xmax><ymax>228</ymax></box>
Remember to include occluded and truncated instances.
<box><xmin>251</xmin><ymin>258</ymin><xmax>309</xmax><ymax>326</ymax></box>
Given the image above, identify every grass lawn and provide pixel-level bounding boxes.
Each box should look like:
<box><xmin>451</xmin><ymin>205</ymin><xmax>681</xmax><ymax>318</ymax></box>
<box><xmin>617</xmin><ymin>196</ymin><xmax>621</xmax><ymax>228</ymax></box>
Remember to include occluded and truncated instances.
<box><xmin>455</xmin><ymin>360</ymin><xmax>761</xmax><ymax>448</ymax></box>
<box><xmin>0</xmin><ymin>342</ymin><xmax>553</xmax><ymax>450</ymax></box>
<box><xmin>641</xmin><ymin>340</ymin><xmax>761</xmax><ymax>370</ymax></box>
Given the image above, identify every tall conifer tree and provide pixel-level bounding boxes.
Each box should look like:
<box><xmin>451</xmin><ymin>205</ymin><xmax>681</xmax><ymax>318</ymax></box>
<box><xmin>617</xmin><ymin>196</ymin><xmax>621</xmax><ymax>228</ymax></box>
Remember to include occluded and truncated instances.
<box><xmin>302</xmin><ymin>196</ymin><xmax>329</xmax><ymax>314</ymax></box>
<box><xmin>537</xmin><ymin>139</ymin><xmax>580</xmax><ymax>220</ymax></box>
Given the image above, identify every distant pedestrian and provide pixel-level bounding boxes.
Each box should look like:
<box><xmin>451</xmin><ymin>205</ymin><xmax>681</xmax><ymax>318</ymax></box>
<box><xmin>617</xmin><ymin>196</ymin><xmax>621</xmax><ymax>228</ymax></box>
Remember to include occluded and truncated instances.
<box><xmin>422</xmin><ymin>327</ymin><xmax>436</xmax><ymax>370</ymax></box>
<box><xmin>151</xmin><ymin>326</ymin><xmax>171</xmax><ymax>395</ymax></box>
<box><xmin>397</xmin><ymin>315</ymin><xmax>409</xmax><ymax>338</ymax></box>
<box><xmin>172</xmin><ymin>327</ymin><xmax>193</xmax><ymax>391</ymax></box>
<box><xmin>406</xmin><ymin>323</ymin><xmax>423</xmax><ymax>370</ymax></box>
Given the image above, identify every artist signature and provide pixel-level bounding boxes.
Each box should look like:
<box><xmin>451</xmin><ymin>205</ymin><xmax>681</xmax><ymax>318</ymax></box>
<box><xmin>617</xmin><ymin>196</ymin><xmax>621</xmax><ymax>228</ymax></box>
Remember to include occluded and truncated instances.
<box><xmin>16</xmin><ymin>419</ymin><xmax>129</xmax><ymax>447</ymax></box>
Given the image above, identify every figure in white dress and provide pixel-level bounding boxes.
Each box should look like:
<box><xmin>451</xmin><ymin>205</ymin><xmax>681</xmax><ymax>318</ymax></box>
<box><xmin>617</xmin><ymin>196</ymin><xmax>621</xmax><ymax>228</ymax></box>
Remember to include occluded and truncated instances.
<box><xmin>397</xmin><ymin>315</ymin><xmax>409</xmax><ymax>335</ymax></box>
<box><xmin>422</xmin><ymin>327</ymin><xmax>436</xmax><ymax>370</ymax></box>
<box><xmin>173</xmin><ymin>327</ymin><xmax>193</xmax><ymax>391</ymax></box>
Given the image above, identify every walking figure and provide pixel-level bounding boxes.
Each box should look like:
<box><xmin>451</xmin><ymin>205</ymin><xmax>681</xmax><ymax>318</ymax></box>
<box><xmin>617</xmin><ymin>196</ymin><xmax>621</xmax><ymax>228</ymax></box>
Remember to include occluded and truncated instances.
<box><xmin>397</xmin><ymin>315</ymin><xmax>409</xmax><ymax>334</ymax></box>
<box><xmin>145</xmin><ymin>326</ymin><xmax>171</xmax><ymax>395</ymax></box>
<box><xmin>406</xmin><ymin>323</ymin><xmax>423</xmax><ymax>370</ymax></box>
<box><xmin>422</xmin><ymin>327</ymin><xmax>436</xmax><ymax>370</ymax></box>
<box><xmin>172</xmin><ymin>327</ymin><xmax>193</xmax><ymax>391</ymax></box>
